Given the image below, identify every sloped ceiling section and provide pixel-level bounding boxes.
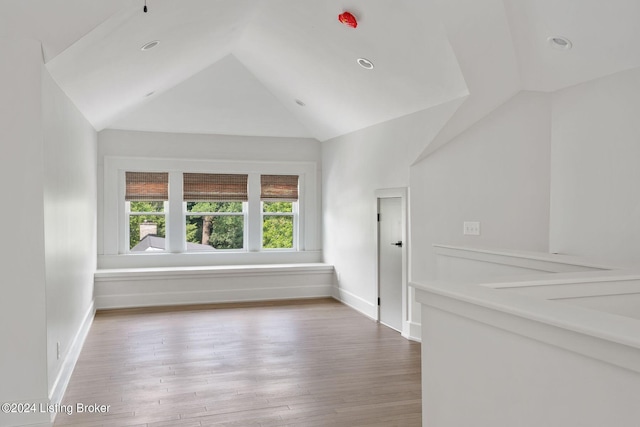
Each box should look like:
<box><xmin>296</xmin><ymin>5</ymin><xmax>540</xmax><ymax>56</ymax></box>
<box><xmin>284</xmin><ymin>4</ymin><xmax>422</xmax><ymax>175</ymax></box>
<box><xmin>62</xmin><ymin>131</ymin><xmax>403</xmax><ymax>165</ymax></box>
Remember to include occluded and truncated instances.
<box><xmin>0</xmin><ymin>0</ymin><xmax>131</xmax><ymax>61</ymax></box>
<box><xmin>233</xmin><ymin>0</ymin><xmax>469</xmax><ymax>141</ymax></box>
<box><xmin>47</xmin><ymin>0</ymin><xmax>258</xmax><ymax>132</ymax></box>
<box><xmin>413</xmin><ymin>0</ymin><xmax>640</xmax><ymax>162</ymax></box>
<box><xmin>45</xmin><ymin>0</ymin><xmax>468</xmax><ymax>141</ymax></box>
<box><xmin>12</xmin><ymin>0</ymin><xmax>640</xmax><ymax>147</ymax></box>
<box><xmin>412</xmin><ymin>0</ymin><xmax>522</xmax><ymax>163</ymax></box>
<box><xmin>108</xmin><ymin>54</ymin><xmax>311</xmax><ymax>138</ymax></box>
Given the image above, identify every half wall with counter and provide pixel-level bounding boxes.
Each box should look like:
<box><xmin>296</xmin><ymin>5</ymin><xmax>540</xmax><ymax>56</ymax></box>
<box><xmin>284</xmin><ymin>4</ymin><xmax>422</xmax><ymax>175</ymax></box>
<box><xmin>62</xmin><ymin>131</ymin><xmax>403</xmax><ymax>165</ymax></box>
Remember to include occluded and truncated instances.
<box><xmin>412</xmin><ymin>245</ymin><xmax>640</xmax><ymax>427</ymax></box>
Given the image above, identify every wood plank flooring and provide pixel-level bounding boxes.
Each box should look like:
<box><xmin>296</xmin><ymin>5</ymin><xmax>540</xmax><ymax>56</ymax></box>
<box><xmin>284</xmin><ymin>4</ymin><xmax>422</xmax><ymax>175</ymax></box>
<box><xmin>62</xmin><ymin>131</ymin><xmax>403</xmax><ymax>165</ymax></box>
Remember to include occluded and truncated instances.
<box><xmin>54</xmin><ymin>298</ymin><xmax>421</xmax><ymax>427</ymax></box>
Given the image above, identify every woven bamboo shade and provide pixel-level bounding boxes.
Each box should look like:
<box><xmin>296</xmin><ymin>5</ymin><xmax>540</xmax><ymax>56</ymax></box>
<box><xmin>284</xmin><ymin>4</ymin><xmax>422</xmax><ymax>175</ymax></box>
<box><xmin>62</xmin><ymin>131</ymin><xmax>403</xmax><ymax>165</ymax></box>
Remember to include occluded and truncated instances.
<box><xmin>261</xmin><ymin>175</ymin><xmax>299</xmax><ymax>201</ymax></box>
<box><xmin>125</xmin><ymin>172</ymin><xmax>169</xmax><ymax>201</ymax></box>
<box><xmin>183</xmin><ymin>173</ymin><xmax>248</xmax><ymax>201</ymax></box>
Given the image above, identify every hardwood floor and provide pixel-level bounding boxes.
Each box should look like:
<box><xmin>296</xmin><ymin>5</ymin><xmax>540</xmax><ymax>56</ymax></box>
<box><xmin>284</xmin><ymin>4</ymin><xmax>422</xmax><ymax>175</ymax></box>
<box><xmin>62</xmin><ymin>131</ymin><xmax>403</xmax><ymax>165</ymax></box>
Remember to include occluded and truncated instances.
<box><xmin>54</xmin><ymin>298</ymin><xmax>421</xmax><ymax>427</ymax></box>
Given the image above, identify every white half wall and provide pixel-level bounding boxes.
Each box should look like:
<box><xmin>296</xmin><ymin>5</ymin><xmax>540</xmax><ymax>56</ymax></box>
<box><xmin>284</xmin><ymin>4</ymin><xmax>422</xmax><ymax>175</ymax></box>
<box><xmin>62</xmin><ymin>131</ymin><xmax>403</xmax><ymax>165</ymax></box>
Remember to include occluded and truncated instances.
<box><xmin>550</xmin><ymin>66</ymin><xmax>640</xmax><ymax>266</ymax></box>
<box><xmin>417</xmin><ymin>286</ymin><xmax>640</xmax><ymax>427</ymax></box>
<box><xmin>42</xmin><ymin>68</ymin><xmax>98</xmax><ymax>411</ymax></box>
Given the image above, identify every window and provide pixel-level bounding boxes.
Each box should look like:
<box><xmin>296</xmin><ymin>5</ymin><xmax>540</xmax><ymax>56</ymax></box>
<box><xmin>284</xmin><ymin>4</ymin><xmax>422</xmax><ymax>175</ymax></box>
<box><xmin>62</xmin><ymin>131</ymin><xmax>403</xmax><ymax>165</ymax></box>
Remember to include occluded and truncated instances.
<box><xmin>261</xmin><ymin>175</ymin><xmax>298</xmax><ymax>250</ymax></box>
<box><xmin>125</xmin><ymin>172</ymin><xmax>168</xmax><ymax>252</ymax></box>
<box><xmin>108</xmin><ymin>159</ymin><xmax>316</xmax><ymax>257</ymax></box>
<box><xmin>183</xmin><ymin>173</ymin><xmax>248</xmax><ymax>251</ymax></box>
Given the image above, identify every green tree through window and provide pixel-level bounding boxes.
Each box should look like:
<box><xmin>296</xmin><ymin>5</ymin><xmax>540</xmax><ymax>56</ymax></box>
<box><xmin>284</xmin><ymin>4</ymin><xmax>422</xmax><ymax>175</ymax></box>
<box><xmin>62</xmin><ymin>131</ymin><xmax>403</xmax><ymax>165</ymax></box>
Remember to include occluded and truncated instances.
<box><xmin>186</xmin><ymin>202</ymin><xmax>244</xmax><ymax>250</ymax></box>
<box><xmin>263</xmin><ymin>202</ymin><xmax>294</xmax><ymax>249</ymax></box>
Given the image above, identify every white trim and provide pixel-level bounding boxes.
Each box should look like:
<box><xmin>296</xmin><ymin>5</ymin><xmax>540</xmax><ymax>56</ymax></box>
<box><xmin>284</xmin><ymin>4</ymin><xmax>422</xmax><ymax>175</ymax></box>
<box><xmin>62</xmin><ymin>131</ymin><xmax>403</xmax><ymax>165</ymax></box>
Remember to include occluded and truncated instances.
<box><xmin>333</xmin><ymin>286</ymin><xmax>378</xmax><ymax>320</ymax></box>
<box><xmin>404</xmin><ymin>321</ymin><xmax>422</xmax><ymax>342</ymax></box>
<box><xmin>48</xmin><ymin>301</ymin><xmax>95</xmax><ymax>413</ymax></box>
<box><xmin>247</xmin><ymin>173</ymin><xmax>261</xmax><ymax>251</ymax></box>
<box><xmin>102</xmin><ymin>156</ymin><xmax>319</xmax><ymax>259</ymax></box>
<box><xmin>375</xmin><ymin>187</ymin><xmax>410</xmax><ymax>338</ymax></box>
<box><xmin>98</xmin><ymin>250</ymin><xmax>323</xmax><ymax>269</ymax></box>
<box><xmin>483</xmin><ymin>273</ymin><xmax>640</xmax><ymax>300</ymax></box>
<box><xmin>434</xmin><ymin>244</ymin><xmax>616</xmax><ymax>272</ymax></box>
<box><xmin>95</xmin><ymin>263</ymin><xmax>334</xmax><ymax>280</ymax></box>
<box><xmin>168</xmin><ymin>172</ymin><xmax>184</xmax><ymax>252</ymax></box>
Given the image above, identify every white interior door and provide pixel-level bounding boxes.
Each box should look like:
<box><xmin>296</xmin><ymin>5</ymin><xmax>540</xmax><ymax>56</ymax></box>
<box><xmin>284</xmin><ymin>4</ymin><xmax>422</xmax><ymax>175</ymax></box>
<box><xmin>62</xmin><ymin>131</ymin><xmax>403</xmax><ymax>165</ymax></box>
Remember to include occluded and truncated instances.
<box><xmin>378</xmin><ymin>197</ymin><xmax>403</xmax><ymax>332</ymax></box>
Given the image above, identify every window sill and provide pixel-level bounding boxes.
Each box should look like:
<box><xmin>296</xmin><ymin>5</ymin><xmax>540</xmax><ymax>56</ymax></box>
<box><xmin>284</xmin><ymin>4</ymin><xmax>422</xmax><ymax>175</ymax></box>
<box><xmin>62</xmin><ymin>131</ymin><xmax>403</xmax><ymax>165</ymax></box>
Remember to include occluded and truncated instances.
<box><xmin>98</xmin><ymin>250</ymin><xmax>323</xmax><ymax>270</ymax></box>
<box><xmin>95</xmin><ymin>263</ymin><xmax>333</xmax><ymax>282</ymax></box>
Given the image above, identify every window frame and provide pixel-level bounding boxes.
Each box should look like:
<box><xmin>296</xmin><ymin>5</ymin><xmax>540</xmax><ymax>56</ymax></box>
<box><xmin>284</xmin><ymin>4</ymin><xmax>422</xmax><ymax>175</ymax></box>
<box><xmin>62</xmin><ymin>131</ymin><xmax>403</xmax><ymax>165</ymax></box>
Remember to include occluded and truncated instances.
<box><xmin>125</xmin><ymin>200</ymin><xmax>169</xmax><ymax>252</ymax></box>
<box><xmin>261</xmin><ymin>201</ymin><xmax>298</xmax><ymax>251</ymax></box>
<box><xmin>102</xmin><ymin>157</ymin><xmax>317</xmax><ymax>258</ymax></box>
<box><xmin>184</xmin><ymin>201</ymin><xmax>248</xmax><ymax>252</ymax></box>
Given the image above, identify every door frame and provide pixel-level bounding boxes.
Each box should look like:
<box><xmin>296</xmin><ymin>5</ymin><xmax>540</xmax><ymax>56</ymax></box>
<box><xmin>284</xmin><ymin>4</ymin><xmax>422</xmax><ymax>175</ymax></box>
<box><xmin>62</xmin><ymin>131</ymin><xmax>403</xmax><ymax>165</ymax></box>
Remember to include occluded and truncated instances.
<box><xmin>375</xmin><ymin>187</ymin><xmax>409</xmax><ymax>338</ymax></box>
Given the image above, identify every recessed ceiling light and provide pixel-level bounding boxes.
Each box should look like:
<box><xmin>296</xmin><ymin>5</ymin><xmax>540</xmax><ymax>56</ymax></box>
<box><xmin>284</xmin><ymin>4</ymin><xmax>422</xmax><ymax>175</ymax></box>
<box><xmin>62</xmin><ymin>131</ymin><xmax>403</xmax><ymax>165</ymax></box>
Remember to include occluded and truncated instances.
<box><xmin>357</xmin><ymin>58</ymin><xmax>374</xmax><ymax>70</ymax></box>
<box><xmin>140</xmin><ymin>40</ymin><xmax>160</xmax><ymax>51</ymax></box>
<box><xmin>295</xmin><ymin>99</ymin><xmax>306</xmax><ymax>107</ymax></box>
<box><xmin>548</xmin><ymin>36</ymin><xmax>572</xmax><ymax>50</ymax></box>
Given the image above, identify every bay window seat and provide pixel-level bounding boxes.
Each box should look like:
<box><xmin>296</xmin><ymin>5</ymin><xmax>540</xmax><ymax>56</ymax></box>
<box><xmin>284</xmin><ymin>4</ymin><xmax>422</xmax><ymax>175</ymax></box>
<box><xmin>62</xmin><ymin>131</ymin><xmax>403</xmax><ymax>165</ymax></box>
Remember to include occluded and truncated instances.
<box><xmin>94</xmin><ymin>263</ymin><xmax>335</xmax><ymax>310</ymax></box>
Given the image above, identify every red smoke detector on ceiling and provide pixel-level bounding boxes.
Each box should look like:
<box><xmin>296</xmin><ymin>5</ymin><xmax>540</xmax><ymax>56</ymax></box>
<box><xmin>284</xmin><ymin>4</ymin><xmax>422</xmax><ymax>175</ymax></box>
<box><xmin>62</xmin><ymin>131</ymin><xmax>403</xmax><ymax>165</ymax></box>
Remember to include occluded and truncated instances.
<box><xmin>338</xmin><ymin>11</ymin><xmax>358</xmax><ymax>28</ymax></box>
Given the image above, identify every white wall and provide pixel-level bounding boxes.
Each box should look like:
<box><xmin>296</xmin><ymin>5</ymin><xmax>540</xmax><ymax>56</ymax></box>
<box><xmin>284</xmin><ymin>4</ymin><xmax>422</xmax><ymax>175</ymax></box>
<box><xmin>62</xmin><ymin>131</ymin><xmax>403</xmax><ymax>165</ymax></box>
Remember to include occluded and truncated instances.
<box><xmin>322</xmin><ymin>92</ymin><xmax>551</xmax><ymax>330</ymax></box>
<box><xmin>550</xmin><ymin>67</ymin><xmax>640</xmax><ymax>266</ymax></box>
<box><xmin>321</xmin><ymin>102</ymin><xmax>461</xmax><ymax>320</ymax></box>
<box><xmin>0</xmin><ymin>38</ymin><xmax>49</xmax><ymax>427</ymax></box>
<box><xmin>42</xmin><ymin>69</ymin><xmax>97</xmax><ymax>402</ymax></box>
<box><xmin>97</xmin><ymin>129</ymin><xmax>322</xmax><ymax>264</ymax></box>
<box><xmin>0</xmin><ymin>38</ymin><xmax>97</xmax><ymax>427</ymax></box>
<box><xmin>99</xmin><ymin>129</ymin><xmax>320</xmax><ymax>162</ymax></box>
<box><xmin>410</xmin><ymin>91</ymin><xmax>552</xmax><ymax>284</ymax></box>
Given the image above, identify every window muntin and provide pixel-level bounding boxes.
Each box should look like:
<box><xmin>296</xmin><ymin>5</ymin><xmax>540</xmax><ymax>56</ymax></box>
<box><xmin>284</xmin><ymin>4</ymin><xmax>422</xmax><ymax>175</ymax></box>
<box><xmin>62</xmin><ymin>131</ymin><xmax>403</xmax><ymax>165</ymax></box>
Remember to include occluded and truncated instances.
<box><xmin>260</xmin><ymin>175</ymin><xmax>299</xmax><ymax>250</ymax></box>
<box><xmin>118</xmin><ymin>170</ymin><xmax>304</xmax><ymax>254</ymax></box>
<box><xmin>127</xmin><ymin>208</ymin><xmax>166</xmax><ymax>250</ymax></box>
<box><xmin>185</xmin><ymin>202</ymin><xmax>246</xmax><ymax>251</ymax></box>
<box><xmin>262</xmin><ymin>202</ymin><xmax>295</xmax><ymax>249</ymax></box>
<box><xmin>183</xmin><ymin>174</ymin><xmax>248</xmax><ymax>251</ymax></box>
<box><xmin>125</xmin><ymin>172</ymin><xmax>168</xmax><ymax>252</ymax></box>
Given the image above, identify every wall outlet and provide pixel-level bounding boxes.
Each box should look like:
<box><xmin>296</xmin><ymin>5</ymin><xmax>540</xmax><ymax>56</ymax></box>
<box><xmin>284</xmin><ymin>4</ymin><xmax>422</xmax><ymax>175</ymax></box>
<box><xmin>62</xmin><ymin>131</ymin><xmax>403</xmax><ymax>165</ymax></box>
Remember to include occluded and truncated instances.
<box><xmin>57</xmin><ymin>342</ymin><xmax>61</xmax><ymax>360</ymax></box>
<box><xmin>463</xmin><ymin>221</ymin><xmax>480</xmax><ymax>236</ymax></box>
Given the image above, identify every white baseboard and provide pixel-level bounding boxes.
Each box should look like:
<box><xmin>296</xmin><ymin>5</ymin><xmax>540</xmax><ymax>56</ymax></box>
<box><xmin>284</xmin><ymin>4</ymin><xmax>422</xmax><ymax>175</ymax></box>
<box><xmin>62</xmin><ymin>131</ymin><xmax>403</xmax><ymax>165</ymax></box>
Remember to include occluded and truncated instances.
<box><xmin>332</xmin><ymin>286</ymin><xmax>377</xmax><ymax>320</ymax></box>
<box><xmin>403</xmin><ymin>321</ymin><xmax>422</xmax><ymax>342</ymax></box>
<box><xmin>49</xmin><ymin>300</ymin><xmax>95</xmax><ymax>423</ymax></box>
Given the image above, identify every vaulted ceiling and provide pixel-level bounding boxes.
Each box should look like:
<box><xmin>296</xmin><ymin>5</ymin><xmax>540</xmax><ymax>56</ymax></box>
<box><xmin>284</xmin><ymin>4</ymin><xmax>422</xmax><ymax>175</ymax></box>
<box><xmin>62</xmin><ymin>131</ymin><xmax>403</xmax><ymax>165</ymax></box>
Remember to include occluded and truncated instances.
<box><xmin>3</xmin><ymin>0</ymin><xmax>640</xmax><ymax>150</ymax></box>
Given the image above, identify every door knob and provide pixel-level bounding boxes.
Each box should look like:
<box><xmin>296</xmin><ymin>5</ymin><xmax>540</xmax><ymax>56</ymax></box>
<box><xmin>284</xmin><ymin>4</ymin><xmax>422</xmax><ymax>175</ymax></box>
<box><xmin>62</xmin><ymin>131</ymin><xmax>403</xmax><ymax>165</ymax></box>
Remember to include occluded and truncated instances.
<box><xmin>391</xmin><ymin>241</ymin><xmax>403</xmax><ymax>247</ymax></box>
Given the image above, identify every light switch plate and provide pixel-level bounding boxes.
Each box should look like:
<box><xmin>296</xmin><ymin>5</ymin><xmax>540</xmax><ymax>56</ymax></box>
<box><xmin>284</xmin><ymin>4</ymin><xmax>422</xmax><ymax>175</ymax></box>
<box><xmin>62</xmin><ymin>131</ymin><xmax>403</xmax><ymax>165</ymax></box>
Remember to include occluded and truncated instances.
<box><xmin>463</xmin><ymin>221</ymin><xmax>480</xmax><ymax>236</ymax></box>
